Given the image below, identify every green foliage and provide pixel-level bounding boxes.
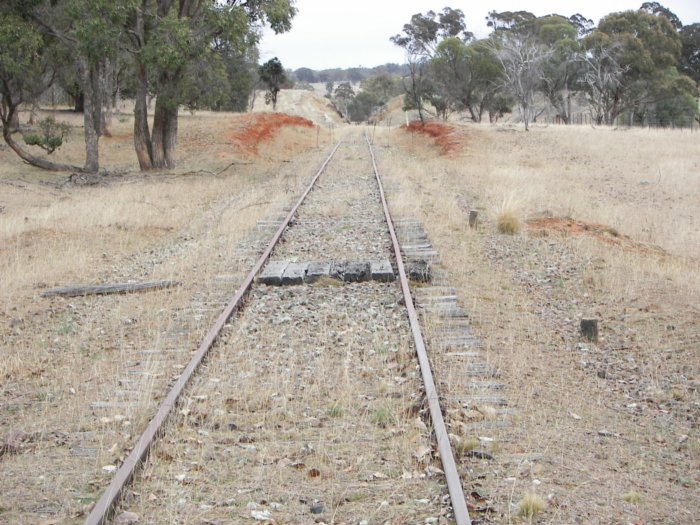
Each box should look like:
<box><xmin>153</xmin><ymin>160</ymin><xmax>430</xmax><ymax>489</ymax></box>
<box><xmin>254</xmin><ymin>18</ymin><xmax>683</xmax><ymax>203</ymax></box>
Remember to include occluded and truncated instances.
<box><xmin>391</xmin><ymin>8</ymin><xmax>474</xmax><ymax>122</ymax></box>
<box><xmin>486</xmin><ymin>10</ymin><xmax>536</xmax><ymax>33</ymax></box>
<box><xmin>645</xmin><ymin>68</ymin><xmax>698</xmax><ymax>125</ymax></box>
<box><xmin>361</xmin><ymin>75</ymin><xmax>402</xmax><ymax>104</ymax></box>
<box><xmin>259</xmin><ymin>57</ymin><xmax>286</xmax><ymax>109</ymax></box>
<box><xmin>0</xmin><ymin>6</ymin><xmax>54</xmax><ymax>141</ymax></box>
<box><xmin>23</xmin><ymin>116</ymin><xmax>71</xmax><ymax>154</ymax></box>
<box><xmin>67</xmin><ymin>0</ymin><xmax>132</xmax><ymax>65</ymax></box>
<box><xmin>640</xmin><ymin>2</ymin><xmax>682</xmax><ymax>30</ymax></box>
<box><xmin>0</xmin><ymin>10</ymin><xmax>46</xmax><ymax>107</ymax></box>
<box><xmin>347</xmin><ymin>91</ymin><xmax>380</xmax><ymax>122</ymax></box>
<box><xmin>580</xmin><ymin>9</ymin><xmax>687</xmax><ymax>124</ymax></box>
<box><xmin>334</xmin><ymin>82</ymin><xmax>355</xmax><ymax>101</ymax></box>
<box><xmin>325</xmin><ymin>80</ymin><xmax>334</xmax><ymax>99</ymax></box>
<box><xmin>680</xmin><ymin>23</ymin><xmax>700</xmax><ymax>88</ymax></box>
<box><xmin>595</xmin><ymin>10</ymin><xmax>681</xmax><ymax>75</ymax></box>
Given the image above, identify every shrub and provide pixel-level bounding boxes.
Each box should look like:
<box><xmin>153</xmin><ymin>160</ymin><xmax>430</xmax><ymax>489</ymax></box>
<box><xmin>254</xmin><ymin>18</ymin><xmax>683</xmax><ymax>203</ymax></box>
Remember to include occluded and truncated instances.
<box><xmin>23</xmin><ymin>116</ymin><xmax>71</xmax><ymax>154</ymax></box>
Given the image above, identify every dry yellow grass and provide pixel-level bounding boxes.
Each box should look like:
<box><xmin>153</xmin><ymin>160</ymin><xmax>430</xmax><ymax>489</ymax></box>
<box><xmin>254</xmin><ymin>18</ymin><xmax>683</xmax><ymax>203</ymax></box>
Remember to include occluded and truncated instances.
<box><xmin>496</xmin><ymin>195</ymin><xmax>522</xmax><ymax>235</ymax></box>
<box><xmin>2</xmin><ymin>108</ymin><xmax>698</xmax><ymax>523</ymax></box>
<box><xmin>375</xmin><ymin>122</ymin><xmax>700</xmax><ymax>523</ymax></box>
<box><xmin>0</xmin><ymin>108</ymin><xmax>330</xmax><ymax>523</ymax></box>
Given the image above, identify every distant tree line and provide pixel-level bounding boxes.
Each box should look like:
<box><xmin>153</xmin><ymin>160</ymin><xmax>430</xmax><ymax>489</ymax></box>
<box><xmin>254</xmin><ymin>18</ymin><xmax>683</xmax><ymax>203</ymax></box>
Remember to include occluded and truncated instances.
<box><xmin>389</xmin><ymin>3</ymin><xmax>699</xmax><ymax>129</ymax></box>
<box><xmin>0</xmin><ymin>0</ymin><xmax>296</xmax><ymax>173</ymax></box>
<box><xmin>292</xmin><ymin>64</ymin><xmax>409</xmax><ymax>85</ymax></box>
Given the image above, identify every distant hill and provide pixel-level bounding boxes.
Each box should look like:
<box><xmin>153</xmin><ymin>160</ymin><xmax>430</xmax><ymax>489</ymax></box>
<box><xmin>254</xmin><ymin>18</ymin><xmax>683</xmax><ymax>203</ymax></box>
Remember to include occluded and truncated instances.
<box><xmin>250</xmin><ymin>89</ymin><xmax>344</xmax><ymax>126</ymax></box>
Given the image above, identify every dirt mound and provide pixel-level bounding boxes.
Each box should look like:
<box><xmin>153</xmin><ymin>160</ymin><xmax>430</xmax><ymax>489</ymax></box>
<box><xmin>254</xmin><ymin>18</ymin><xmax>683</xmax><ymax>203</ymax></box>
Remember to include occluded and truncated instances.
<box><xmin>251</xmin><ymin>89</ymin><xmax>344</xmax><ymax>126</ymax></box>
<box><xmin>401</xmin><ymin>121</ymin><xmax>462</xmax><ymax>155</ymax></box>
<box><xmin>527</xmin><ymin>216</ymin><xmax>667</xmax><ymax>255</ymax></box>
<box><xmin>228</xmin><ymin>113</ymin><xmax>315</xmax><ymax>155</ymax></box>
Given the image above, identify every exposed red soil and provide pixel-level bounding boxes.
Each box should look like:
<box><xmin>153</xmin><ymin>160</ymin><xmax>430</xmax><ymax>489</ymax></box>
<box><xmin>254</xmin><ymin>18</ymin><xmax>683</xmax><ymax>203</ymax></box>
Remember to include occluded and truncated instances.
<box><xmin>401</xmin><ymin>121</ymin><xmax>463</xmax><ymax>155</ymax></box>
<box><xmin>527</xmin><ymin>216</ymin><xmax>667</xmax><ymax>255</ymax></box>
<box><xmin>228</xmin><ymin>113</ymin><xmax>315</xmax><ymax>155</ymax></box>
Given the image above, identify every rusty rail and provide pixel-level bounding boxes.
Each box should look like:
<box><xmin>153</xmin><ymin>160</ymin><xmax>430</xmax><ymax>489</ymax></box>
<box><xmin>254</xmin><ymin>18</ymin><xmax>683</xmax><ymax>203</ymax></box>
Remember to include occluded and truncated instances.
<box><xmin>366</xmin><ymin>134</ymin><xmax>472</xmax><ymax>525</ymax></box>
<box><xmin>85</xmin><ymin>142</ymin><xmax>342</xmax><ymax>525</ymax></box>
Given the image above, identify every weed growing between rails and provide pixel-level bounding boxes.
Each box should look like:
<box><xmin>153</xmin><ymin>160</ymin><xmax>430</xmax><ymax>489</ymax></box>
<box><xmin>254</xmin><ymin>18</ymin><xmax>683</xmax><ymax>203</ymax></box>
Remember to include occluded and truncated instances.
<box><xmin>374</xmin><ymin>123</ymin><xmax>700</xmax><ymax>523</ymax></box>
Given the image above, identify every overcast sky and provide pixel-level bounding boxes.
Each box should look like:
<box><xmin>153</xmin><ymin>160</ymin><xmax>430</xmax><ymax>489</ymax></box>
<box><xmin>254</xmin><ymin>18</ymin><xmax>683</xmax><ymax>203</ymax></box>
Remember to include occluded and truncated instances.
<box><xmin>259</xmin><ymin>0</ymin><xmax>700</xmax><ymax>70</ymax></box>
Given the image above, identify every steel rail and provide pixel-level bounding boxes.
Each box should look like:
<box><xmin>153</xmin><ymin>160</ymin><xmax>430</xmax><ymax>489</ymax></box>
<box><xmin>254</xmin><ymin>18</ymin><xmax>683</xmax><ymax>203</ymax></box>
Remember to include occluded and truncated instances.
<box><xmin>365</xmin><ymin>135</ymin><xmax>471</xmax><ymax>525</ymax></box>
<box><xmin>85</xmin><ymin>142</ymin><xmax>343</xmax><ymax>525</ymax></box>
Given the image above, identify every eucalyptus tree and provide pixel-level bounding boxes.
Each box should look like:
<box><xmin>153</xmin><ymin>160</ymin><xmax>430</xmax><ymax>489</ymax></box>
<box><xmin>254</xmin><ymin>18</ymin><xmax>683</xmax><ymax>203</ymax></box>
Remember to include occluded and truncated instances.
<box><xmin>491</xmin><ymin>33</ymin><xmax>552</xmax><ymax>130</ymax></box>
<box><xmin>126</xmin><ymin>0</ymin><xmax>296</xmax><ymax>170</ymax></box>
<box><xmin>333</xmin><ymin>81</ymin><xmax>355</xmax><ymax>120</ymax></box>
<box><xmin>259</xmin><ymin>57</ymin><xmax>286</xmax><ymax>110</ymax></box>
<box><xmin>639</xmin><ymin>2</ymin><xmax>682</xmax><ymax>30</ymax></box>
<box><xmin>679</xmin><ymin>23</ymin><xmax>700</xmax><ymax>113</ymax></box>
<box><xmin>0</xmin><ymin>6</ymin><xmax>79</xmax><ymax>171</ymax></box>
<box><xmin>0</xmin><ymin>1</ymin><xmax>107</xmax><ymax>171</ymax></box>
<box><xmin>579</xmin><ymin>9</ymin><xmax>690</xmax><ymax>125</ymax></box>
<box><xmin>535</xmin><ymin>15</ymin><xmax>581</xmax><ymax>124</ymax></box>
<box><xmin>677</xmin><ymin>19</ymin><xmax>699</xmax><ymax>124</ymax></box>
<box><xmin>10</xmin><ymin>0</ymin><xmax>132</xmax><ymax>173</ymax></box>
<box><xmin>391</xmin><ymin>7</ymin><xmax>472</xmax><ymax>122</ymax></box>
<box><xmin>431</xmin><ymin>37</ymin><xmax>506</xmax><ymax>122</ymax></box>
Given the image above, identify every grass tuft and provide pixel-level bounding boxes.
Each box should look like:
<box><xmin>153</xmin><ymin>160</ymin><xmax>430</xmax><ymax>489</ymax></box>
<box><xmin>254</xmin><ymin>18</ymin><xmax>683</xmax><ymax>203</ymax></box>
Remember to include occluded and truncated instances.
<box><xmin>622</xmin><ymin>491</ymin><xmax>643</xmax><ymax>504</ymax></box>
<box><xmin>496</xmin><ymin>195</ymin><xmax>521</xmax><ymax>235</ymax></box>
<box><xmin>372</xmin><ymin>406</ymin><xmax>395</xmax><ymax>428</ymax></box>
<box><xmin>454</xmin><ymin>437</ymin><xmax>479</xmax><ymax>458</ymax></box>
<box><xmin>327</xmin><ymin>404</ymin><xmax>343</xmax><ymax>418</ymax></box>
<box><xmin>518</xmin><ymin>492</ymin><xmax>545</xmax><ymax>521</ymax></box>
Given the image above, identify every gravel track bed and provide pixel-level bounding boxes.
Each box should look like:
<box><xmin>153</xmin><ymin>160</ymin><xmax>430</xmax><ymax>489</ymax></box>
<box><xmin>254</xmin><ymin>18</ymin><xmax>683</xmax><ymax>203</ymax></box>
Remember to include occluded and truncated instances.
<box><xmin>117</xmin><ymin>135</ymin><xmax>452</xmax><ymax>524</ymax></box>
<box><xmin>123</xmin><ymin>283</ymin><xmax>448</xmax><ymax>524</ymax></box>
<box><xmin>274</xmin><ymin>138</ymin><xmax>392</xmax><ymax>262</ymax></box>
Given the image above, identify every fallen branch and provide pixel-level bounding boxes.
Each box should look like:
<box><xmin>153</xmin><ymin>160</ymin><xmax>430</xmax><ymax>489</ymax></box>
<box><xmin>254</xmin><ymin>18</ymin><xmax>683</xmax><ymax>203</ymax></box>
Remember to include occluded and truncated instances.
<box><xmin>41</xmin><ymin>280</ymin><xmax>180</xmax><ymax>298</ymax></box>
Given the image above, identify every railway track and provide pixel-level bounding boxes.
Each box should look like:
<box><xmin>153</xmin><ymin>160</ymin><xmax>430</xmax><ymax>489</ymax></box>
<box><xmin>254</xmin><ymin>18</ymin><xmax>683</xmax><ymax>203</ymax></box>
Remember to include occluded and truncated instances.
<box><xmin>86</xmin><ymin>131</ymin><xmax>471</xmax><ymax>525</ymax></box>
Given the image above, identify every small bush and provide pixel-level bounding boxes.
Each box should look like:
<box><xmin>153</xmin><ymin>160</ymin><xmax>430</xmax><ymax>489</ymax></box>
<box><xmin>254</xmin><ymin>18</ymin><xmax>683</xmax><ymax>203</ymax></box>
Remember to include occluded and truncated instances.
<box><xmin>23</xmin><ymin>116</ymin><xmax>71</xmax><ymax>154</ymax></box>
<box><xmin>518</xmin><ymin>492</ymin><xmax>545</xmax><ymax>521</ymax></box>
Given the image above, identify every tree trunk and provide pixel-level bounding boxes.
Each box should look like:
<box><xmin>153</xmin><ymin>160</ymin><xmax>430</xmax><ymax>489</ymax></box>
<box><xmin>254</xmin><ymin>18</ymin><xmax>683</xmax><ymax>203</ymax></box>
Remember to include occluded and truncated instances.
<box><xmin>163</xmin><ymin>105</ymin><xmax>178</xmax><ymax>168</ymax></box>
<box><xmin>81</xmin><ymin>62</ymin><xmax>102</xmax><ymax>173</ymax></box>
<box><xmin>151</xmin><ymin>101</ymin><xmax>167</xmax><ymax>168</ymax></box>
<box><xmin>29</xmin><ymin>101</ymin><xmax>40</xmax><ymax>126</ymax></box>
<box><xmin>74</xmin><ymin>92</ymin><xmax>85</xmax><ymax>113</ymax></box>
<box><xmin>133</xmin><ymin>63</ymin><xmax>153</xmax><ymax>170</ymax></box>
<box><xmin>132</xmin><ymin>2</ymin><xmax>153</xmax><ymax>170</ymax></box>
<box><xmin>9</xmin><ymin>108</ymin><xmax>20</xmax><ymax>131</ymax></box>
<box><xmin>101</xmin><ymin>60</ymin><xmax>113</xmax><ymax>137</ymax></box>
<box><xmin>151</xmin><ymin>98</ymin><xmax>178</xmax><ymax>169</ymax></box>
